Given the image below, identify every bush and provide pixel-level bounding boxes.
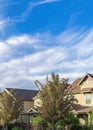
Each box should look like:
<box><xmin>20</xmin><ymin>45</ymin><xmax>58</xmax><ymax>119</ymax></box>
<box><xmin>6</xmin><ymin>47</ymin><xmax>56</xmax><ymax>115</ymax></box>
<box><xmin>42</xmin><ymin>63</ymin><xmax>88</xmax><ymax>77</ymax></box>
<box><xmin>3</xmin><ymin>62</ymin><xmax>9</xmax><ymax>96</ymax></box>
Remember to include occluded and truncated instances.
<box><xmin>32</xmin><ymin>116</ymin><xmax>47</xmax><ymax>127</ymax></box>
<box><xmin>81</xmin><ymin>125</ymin><xmax>91</xmax><ymax>130</ymax></box>
<box><xmin>12</xmin><ymin>127</ymin><xmax>23</xmax><ymax>130</ymax></box>
<box><xmin>71</xmin><ymin>124</ymin><xmax>92</xmax><ymax>130</ymax></box>
<box><xmin>70</xmin><ymin>125</ymin><xmax>82</xmax><ymax>130</ymax></box>
<box><xmin>8</xmin><ymin>123</ymin><xmax>13</xmax><ymax>130</ymax></box>
<box><xmin>55</xmin><ymin>120</ymin><xmax>64</xmax><ymax>130</ymax></box>
<box><xmin>90</xmin><ymin>125</ymin><xmax>93</xmax><ymax>130</ymax></box>
<box><xmin>64</xmin><ymin>114</ymin><xmax>79</xmax><ymax>125</ymax></box>
<box><xmin>13</xmin><ymin>122</ymin><xmax>27</xmax><ymax>130</ymax></box>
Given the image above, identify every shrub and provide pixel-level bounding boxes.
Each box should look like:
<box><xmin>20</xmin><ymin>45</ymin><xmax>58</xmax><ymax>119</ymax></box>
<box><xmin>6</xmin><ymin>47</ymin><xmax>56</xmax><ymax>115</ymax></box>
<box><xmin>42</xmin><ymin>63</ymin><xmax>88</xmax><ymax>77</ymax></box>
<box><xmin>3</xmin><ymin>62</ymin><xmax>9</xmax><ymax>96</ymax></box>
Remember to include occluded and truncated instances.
<box><xmin>81</xmin><ymin>125</ymin><xmax>91</xmax><ymax>130</ymax></box>
<box><xmin>71</xmin><ymin>124</ymin><xmax>92</xmax><ymax>130</ymax></box>
<box><xmin>64</xmin><ymin>114</ymin><xmax>79</xmax><ymax>125</ymax></box>
<box><xmin>13</xmin><ymin>122</ymin><xmax>27</xmax><ymax>129</ymax></box>
<box><xmin>32</xmin><ymin>116</ymin><xmax>47</xmax><ymax>127</ymax></box>
<box><xmin>70</xmin><ymin>125</ymin><xmax>82</xmax><ymax>130</ymax></box>
<box><xmin>8</xmin><ymin>123</ymin><xmax>13</xmax><ymax>130</ymax></box>
<box><xmin>12</xmin><ymin>127</ymin><xmax>23</xmax><ymax>130</ymax></box>
<box><xmin>55</xmin><ymin>120</ymin><xmax>64</xmax><ymax>130</ymax></box>
<box><xmin>90</xmin><ymin>125</ymin><xmax>93</xmax><ymax>130</ymax></box>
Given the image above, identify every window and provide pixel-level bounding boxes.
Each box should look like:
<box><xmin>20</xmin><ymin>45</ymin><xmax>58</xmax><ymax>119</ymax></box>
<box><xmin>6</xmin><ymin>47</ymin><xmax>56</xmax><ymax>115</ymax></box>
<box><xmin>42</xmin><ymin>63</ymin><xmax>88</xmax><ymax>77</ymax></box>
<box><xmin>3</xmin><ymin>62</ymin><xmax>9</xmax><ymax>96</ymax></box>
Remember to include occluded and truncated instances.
<box><xmin>86</xmin><ymin>93</ymin><xmax>91</xmax><ymax>104</ymax></box>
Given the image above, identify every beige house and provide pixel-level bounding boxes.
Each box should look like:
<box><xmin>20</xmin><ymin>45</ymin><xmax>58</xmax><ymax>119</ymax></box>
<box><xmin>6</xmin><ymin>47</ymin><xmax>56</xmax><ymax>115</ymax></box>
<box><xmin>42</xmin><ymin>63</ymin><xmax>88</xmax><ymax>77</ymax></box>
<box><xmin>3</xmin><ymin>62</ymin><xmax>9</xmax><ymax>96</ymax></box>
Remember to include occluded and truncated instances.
<box><xmin>69</xmin><ymin>73</ymin><xmax>93</xmax><ymax>125</ymax></box>
<box><xmin>69</xmin><ymin>73</ymin><xmax>93</xmax><ymax>106</ymax></box>
<box><xmin>33</xmin><ymin>73</ymin><xmax>93</xmax><ymax>125</ymax></box>
<box><xmin>1</xmin><ymin>73</ymin><xmax>93</xmax><ymax>125</ymax></box>
<box><xmin>4</xmin><ymin>88</ymin><xmax>38</xmax><ymax>112</ymax></box>
<box><xmin>0</xmin><ymin>88</ymin><xmax>38</xmax><ymax>125</ymax></box>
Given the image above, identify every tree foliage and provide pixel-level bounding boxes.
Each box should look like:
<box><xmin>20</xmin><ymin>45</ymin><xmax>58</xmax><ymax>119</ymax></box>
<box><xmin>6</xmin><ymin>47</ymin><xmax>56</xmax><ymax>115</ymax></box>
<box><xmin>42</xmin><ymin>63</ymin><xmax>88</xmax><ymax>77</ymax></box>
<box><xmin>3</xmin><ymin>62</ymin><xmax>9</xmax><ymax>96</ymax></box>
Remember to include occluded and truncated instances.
<box><xmin>0</xmin><ymin>89</ymin><xmax>23</xmax><ymax>123</ymax></box>
<box><xmin>32</xmin><ymin>116</ymin><xmax>47</xmax><ymax>126</ymax></box>
<box><xmin>35</xmin><ymin>73</ymin><xmax>77</xmax><ymax>126</ymax></box>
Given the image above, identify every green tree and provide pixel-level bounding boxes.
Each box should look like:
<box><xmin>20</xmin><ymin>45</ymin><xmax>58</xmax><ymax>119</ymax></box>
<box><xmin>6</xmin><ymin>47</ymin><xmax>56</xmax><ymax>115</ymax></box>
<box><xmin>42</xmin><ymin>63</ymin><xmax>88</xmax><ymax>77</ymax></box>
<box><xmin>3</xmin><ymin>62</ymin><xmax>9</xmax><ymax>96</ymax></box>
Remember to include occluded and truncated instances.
<box><xmin>32</xmin><ymin>116</ymin><xmax>47</xmax><ymax>126</ymax></box>
<box><xmin>35</xmin><ymin>73</ymin><xmax>77</xmax><ymax>129</ymax></box>
<box><xmin>0</xmin><ymin>90</ymin><xmax>23</xmax><ymax>128</ymax></box>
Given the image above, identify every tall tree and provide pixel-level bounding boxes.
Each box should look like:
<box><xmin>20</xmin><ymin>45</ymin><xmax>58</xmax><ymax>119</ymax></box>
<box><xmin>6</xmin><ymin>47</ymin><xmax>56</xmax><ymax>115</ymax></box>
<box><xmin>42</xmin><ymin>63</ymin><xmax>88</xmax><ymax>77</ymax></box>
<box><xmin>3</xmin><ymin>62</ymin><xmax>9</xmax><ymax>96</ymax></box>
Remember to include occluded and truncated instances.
<box><xmin>0</xmin><ymin>89</ymin><xmax>23</xmax><ymax>125</ymax></box>
<box><xmin>35</xmin><ymin>73</ymin><xmax>77</xmax><ymax>129</ymax></box>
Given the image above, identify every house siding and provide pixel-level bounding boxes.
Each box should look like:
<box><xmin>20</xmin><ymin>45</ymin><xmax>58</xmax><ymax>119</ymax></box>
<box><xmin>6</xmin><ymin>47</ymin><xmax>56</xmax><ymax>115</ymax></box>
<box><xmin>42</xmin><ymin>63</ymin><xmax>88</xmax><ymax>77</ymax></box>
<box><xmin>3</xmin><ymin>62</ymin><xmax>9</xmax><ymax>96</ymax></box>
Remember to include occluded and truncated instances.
<box><xmin>80</xmin><ymin>77</ymin><xmax>93</xmax><ymax>90</ymax></box>
<box><xmin>24</xmin><ymin>100</ymin><xmax>34</xmax><ymax>112</ymax></box>
<box><xmin>74</xmin><ymin>93</ymin><xmax>85</xmax><ymax>105</ymax></box>
<box><xmin>72</xmin><ymin>75</ymin><xmax>93</xmax><ymax>106</ymax></box>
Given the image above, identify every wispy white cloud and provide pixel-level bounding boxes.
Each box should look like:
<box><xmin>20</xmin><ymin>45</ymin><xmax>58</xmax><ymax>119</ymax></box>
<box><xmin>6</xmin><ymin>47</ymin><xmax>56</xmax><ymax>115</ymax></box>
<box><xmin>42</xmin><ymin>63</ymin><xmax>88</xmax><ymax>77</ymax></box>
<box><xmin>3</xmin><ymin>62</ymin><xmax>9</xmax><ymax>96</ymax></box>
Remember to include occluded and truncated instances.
<box><xmin>0</xmin><ymin>0</ymin><xmax>61</xmax><ymax>35</ymax></box>
<box><xmin>56</xmin><ymin>27</ymin><xmax>86</xmax><ymax>46</ymax></box>
<box><xmin>6</xmin><ymin>34</ymin><xmax>41</xmax><ymax>46</ymax></box>
<box><xmin>0</xmin><ymin>1</ymin><xmax>21</xmax><ymax>35</ymax></box>
<box><xmin>22</xmin><ymin>0</ymin><xmax>61</xmax><ymax>20</ymax></box>
<box><xmin>0</xmin><ymin>20</ymin><xmax>6</xmax><ymax>32</ymax></box>
<box><xmin>0</xmin><ymin>18</ymin><xmax>9</xmax><ymax>35</ymax></box>
<box><xmin>0</xmin><ymin>27</ymin><xmax>93</xmax><ymax>90</ymax></box>
<box><xmin>35</xmin><ymin>0</ymin><xmax>61</xmax><ymax>5</ymax></box>
<box><xmin>0</xmin><ymin>0</ymin><xmax>93</xmax><ymax>90</ymax></box>
<box><xmin>75</xmin><ymin>29</ymin><xmax>93</xmax><ymax>58</ymax></box>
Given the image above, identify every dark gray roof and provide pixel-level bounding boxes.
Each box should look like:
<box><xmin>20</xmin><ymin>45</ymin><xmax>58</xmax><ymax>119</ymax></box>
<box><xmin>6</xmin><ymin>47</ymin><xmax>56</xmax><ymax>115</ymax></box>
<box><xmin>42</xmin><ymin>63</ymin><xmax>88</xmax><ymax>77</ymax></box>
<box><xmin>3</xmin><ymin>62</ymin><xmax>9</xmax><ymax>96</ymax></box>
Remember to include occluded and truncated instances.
<box><xmin>6</xmin><ymin>88</ymin><xmax>38</xmax><ymax>101</ymax></box>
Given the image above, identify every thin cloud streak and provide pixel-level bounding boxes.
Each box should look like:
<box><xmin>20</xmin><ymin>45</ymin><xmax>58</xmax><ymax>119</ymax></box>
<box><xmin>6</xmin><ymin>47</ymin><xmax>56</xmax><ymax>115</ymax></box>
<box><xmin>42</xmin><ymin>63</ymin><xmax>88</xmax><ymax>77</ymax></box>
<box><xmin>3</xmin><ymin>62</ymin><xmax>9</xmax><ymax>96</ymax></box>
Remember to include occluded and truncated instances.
<box><xmin>0</xmin><ymin>20</ymin><xmax>6</xmax><ymax>33</ymax></box>
<box><xmin>22</xmin><ymin>0</ymin><xmax>61</xmax><ymax>20</ymax></box>
<box><xmin>0</xmin><ymin>0</ymin><xmax>61</xmax><ymax>36</ymax></box>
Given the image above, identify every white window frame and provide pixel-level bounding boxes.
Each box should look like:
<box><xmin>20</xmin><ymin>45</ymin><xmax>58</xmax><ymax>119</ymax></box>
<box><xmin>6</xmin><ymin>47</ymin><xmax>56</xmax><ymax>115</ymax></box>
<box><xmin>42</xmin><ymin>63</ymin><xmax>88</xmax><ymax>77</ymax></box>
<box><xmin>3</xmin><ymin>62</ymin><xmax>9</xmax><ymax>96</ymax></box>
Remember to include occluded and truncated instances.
<box><xmin>86</xmin><ymin>93</ymin><xmax>91</xmax><ymax>104</ymax></box>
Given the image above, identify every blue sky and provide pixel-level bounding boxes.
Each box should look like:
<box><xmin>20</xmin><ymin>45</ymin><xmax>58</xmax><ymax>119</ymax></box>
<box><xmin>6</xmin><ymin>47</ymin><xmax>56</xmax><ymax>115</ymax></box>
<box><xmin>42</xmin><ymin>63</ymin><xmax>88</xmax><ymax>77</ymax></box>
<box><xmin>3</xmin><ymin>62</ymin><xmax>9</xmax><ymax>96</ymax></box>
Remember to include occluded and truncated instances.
<box><xmin>0</xmin><ymin>0</ymin><xmax>93</xmax><ymax>90</ymax></box>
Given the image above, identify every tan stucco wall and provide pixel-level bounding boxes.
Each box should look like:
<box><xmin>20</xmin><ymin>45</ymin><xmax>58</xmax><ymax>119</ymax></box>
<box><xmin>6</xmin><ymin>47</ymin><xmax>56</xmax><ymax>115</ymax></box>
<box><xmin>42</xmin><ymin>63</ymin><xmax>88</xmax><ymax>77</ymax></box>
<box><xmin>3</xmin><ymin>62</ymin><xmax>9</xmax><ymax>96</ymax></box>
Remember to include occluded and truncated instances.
<box><xmin>74</xmin><ymin>77</ymin><xmax>93</xmax><ymax>106</ymax></box>
<box><xmin>24</xmin><ymin>100</ymin><xmax>34</xmax><ymax>112</ymax></box>
<box><xmin>74</xmin><ymin>93</ymin><xmax>85</xmax><ymax>105</ymax></box>
<box><xmin>80</xmin><ymin>77</ymin><xmax>93</xmax><ymax>90</ymax></box>
<box><xmin>74</xmin><ymin>93</ymin><xmax>93</xmax><ymax>106</ymax></box>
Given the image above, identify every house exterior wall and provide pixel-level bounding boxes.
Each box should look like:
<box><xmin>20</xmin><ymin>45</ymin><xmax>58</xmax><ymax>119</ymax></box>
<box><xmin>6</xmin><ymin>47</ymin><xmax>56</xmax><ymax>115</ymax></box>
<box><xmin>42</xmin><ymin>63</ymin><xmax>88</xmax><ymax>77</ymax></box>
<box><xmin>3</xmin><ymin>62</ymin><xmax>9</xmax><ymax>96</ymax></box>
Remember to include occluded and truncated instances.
<box><xmin>74</xmin><ymin>77</ymin><xmax>93</xmax><ymax>106</ymax></box>
<box><xmin>74</xmin><ymin>93</ymin><xmax>85</xmax><ymax>105</ymax></box>
<box><xmin>34</xmin><ymin>98</ymin><xmax>42</xmax><ymax>108</ymax></box>
<box><xmin>80</xmin><ymin>77</ymin><xmax>93</xmax><ymax>90</ymax></box>
<box><xmin>23</xmin><ymin>100</ymin><xmax>34</xmax><ymax>112</ymax></box>
<box><xmin>74</xmin><ymin>93</ymin><xmax>93</xmax><ymax>106</ymax></box>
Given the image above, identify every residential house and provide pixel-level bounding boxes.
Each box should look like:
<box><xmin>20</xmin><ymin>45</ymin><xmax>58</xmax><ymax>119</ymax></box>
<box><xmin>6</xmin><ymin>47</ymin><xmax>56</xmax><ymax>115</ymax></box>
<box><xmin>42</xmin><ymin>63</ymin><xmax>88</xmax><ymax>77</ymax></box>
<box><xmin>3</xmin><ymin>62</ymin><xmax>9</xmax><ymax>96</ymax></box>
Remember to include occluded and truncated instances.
<box><xmin>69</xmin><ymin>73</ymin><xmax>93</xmax><ymax>125</ymax></box>
<box><xmin>5</xmin><ymin>88</ymin><xmax>38</xmax><ymax>112</ymax></box>
<box><xmin>33</xmin><ymin>73</ymin><xmax>93</xmax><ymax>125</ymax></box>
<box><xmin>1</xmin><ymin>73</ymin><xmax>93</xmax><ymax>126</ymax></box>
<box><xmin>0</xmin><ymin>88</ymin><xmax>38</xmax><ymax>125</ymax></box>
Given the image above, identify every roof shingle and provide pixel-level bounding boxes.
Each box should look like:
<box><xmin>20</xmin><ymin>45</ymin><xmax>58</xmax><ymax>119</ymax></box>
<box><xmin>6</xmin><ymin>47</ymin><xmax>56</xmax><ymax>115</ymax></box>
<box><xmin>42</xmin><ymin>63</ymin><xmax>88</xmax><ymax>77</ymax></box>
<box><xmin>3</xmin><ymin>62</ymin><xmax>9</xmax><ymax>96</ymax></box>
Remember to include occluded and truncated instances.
<box><xmin>6</xmin><ymin>88</ymin><xmax>38</xmax><ymax>101</ymax></box>
<box><xmin>68</xmin><ymin>78</ymin><xmax>82</xmax><ymax>93</ymax></box>
<box><xmin>72</xmin><ymin>103</ymin><xmax>93</xmax><ymax>113</ymax></box>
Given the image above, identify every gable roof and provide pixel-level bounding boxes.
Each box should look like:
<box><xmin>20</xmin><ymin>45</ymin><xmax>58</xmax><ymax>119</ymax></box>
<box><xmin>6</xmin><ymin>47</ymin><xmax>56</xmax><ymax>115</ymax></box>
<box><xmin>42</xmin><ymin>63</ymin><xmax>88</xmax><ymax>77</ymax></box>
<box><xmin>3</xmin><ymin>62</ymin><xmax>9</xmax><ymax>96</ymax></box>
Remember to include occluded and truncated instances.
<box><xmin>81</xmin><ymin>87</ymin><xmax>93</xmax><ymax>93</ymax></box>
<box><xmin>68</xmin><ymin>78</ymin><xmax>82</xmax><ymax>93</ymax></box>
<box><xmin>5</xmin><ymin>88</ymin><xmax>38</xmax><ymax>101</ymax></box>
<box><xmin>87</xmin><ymin>73</ymin><xmax>93</xmax><ymax>78</ymax></box>
<box><xmin>72</xmin><ymin>103</ymin><xmax>93</xmax><ymax>114</ymax></box>
<box><xmin>79</xmin><ymin>73</ymin><xmax>93</xmax><ymax>85</ymax></box>
<box><xmin>69</xmin><ymin>73</ymin><xmax>93</xmax><ymax>93</ymax></box>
